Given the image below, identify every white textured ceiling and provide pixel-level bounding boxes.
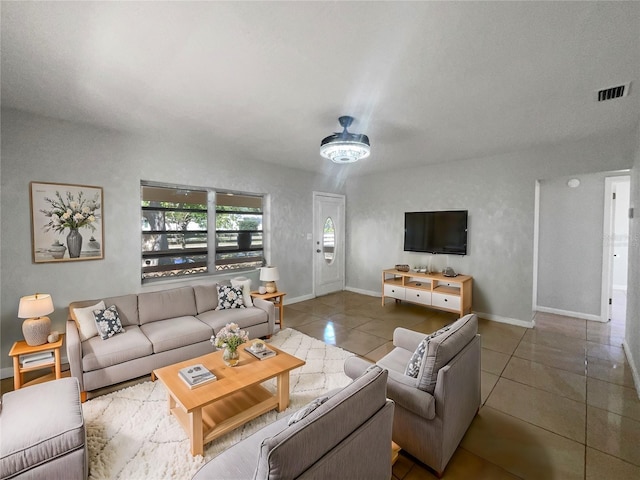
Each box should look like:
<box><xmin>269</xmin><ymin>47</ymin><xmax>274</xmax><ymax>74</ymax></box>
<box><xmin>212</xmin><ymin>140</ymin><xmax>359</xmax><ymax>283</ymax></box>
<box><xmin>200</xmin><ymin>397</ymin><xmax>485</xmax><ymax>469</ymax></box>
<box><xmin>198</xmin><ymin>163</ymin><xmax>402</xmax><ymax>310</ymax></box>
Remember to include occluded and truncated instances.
<box><xmin>2</xmin><ymin>1</ymin><xmax>639</xmax><ymax>176</ymax></box>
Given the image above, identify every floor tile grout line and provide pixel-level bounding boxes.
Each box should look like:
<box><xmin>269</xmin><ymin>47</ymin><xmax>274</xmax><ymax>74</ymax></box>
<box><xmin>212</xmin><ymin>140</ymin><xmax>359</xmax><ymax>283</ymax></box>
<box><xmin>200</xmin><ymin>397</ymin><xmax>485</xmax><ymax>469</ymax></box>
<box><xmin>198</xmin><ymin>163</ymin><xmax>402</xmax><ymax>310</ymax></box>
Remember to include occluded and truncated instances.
<box><xmin>481</xmin><ymin>404</ymin><xmax>587</xmax><ymax>448</ymax></box>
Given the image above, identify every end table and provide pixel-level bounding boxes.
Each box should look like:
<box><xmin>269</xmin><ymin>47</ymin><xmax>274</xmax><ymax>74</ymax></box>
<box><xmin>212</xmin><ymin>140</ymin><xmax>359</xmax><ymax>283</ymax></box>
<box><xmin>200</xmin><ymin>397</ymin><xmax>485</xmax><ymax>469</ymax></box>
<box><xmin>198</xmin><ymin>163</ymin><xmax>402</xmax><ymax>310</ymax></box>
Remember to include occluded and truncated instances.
<box><xmin>8</xmin><ymin>334</ymin><xmax>65</xmax><ymax>390</ymax></box>
<box><xmin>250</xmin><ymin>291</ymin><xmax>286</xmax><ymax>329</ymax></box>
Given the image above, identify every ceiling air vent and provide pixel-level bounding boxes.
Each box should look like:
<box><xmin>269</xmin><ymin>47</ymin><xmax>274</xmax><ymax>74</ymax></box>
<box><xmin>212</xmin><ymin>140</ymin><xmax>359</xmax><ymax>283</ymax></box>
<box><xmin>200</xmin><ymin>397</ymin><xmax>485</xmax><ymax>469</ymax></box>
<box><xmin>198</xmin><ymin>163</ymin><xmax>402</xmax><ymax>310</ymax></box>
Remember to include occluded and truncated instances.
<box><xmin>597</xmin><ymin>82</ymin><xmax>631</xmax><ymax>102</ymax></box>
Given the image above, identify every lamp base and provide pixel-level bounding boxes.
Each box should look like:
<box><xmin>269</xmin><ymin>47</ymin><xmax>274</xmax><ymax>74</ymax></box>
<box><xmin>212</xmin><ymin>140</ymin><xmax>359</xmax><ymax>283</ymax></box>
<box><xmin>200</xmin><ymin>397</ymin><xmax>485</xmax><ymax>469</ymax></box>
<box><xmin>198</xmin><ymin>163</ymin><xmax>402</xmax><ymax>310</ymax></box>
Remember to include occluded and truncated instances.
<box><xmin>265</xmin><ymin>281</ymin><xmax>277</xmax><ymax>294</ymax></box>
<box><xmin>22</xmin><ymin>316</ymin><xmax>51</xmax><ymax>346</ymax></box>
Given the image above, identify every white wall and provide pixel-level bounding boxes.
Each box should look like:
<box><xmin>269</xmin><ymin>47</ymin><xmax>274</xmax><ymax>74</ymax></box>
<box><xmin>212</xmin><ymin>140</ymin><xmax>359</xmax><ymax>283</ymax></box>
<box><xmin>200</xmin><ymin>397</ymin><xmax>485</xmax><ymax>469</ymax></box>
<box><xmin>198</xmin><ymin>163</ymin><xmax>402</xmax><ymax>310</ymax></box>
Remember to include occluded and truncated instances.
<box><xmin>537</xmin><ymin>172</ymin><xmax>614</xmax><ymax>320</ymax></box>
<box><xmin>625</xmin><ymin>124</ymin><xmax>640</xmax><ymax>398</ymax></box>
<box><xmin>0</xmin><ymin>108</ymin><xmax>343</xmax><ymax>371</ymax></box>
<box><xmin>345</xmin><ymin>132</ymin><xmax>636</xmax><ymax>326</ymax></box>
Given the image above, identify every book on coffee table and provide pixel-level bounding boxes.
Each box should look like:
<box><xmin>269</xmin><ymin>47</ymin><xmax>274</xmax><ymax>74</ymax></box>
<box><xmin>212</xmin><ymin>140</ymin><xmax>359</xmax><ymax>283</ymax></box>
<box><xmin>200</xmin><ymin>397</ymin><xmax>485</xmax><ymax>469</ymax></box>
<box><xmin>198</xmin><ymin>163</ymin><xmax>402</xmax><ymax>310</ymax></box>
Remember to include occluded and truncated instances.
<box><xmin>178</xmin><ymin>364</ymin><xmax>216</xmax><ymax>389</ymax></box>
<box><xmin>244</xmin><ymin>346</ymin><xmax>276</xmax><ymax>360</ymax></box>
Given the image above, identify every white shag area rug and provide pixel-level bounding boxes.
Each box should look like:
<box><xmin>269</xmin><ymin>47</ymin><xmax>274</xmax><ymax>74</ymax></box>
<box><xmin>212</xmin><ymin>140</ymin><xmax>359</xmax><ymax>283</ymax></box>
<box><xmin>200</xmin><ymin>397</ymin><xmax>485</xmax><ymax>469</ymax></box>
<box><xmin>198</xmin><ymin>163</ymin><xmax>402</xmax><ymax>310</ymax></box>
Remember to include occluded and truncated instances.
<box><xmin>82</xmin><ymin>328</ymin><xmax>355</xmax><ymax>480</ymax></box>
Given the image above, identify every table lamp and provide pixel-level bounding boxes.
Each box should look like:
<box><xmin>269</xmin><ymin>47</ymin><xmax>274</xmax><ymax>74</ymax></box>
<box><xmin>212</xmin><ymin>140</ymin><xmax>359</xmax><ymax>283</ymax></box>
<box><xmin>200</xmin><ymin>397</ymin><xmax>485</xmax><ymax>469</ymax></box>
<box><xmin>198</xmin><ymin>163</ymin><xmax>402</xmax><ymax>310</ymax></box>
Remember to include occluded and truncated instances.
<box><xmin>260</xmin><ymin>266</ymin><xmax>279</xmax><ymax>293</ymax></box>
<box><xmin>18</xmin><ymin>293</ymin><xmax>54</xmax><ymax>346</ymax></box>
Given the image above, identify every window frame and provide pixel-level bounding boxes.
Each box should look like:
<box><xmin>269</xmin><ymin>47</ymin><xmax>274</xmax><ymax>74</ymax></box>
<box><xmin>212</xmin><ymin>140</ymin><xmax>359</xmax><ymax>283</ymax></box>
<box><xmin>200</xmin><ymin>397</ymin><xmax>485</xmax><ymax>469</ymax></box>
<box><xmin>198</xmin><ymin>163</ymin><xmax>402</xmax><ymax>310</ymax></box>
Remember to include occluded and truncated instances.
<box><xmin>140</xmin><ymin>181</ymin><xmax>265</xmax><ymax>283</ymax></box>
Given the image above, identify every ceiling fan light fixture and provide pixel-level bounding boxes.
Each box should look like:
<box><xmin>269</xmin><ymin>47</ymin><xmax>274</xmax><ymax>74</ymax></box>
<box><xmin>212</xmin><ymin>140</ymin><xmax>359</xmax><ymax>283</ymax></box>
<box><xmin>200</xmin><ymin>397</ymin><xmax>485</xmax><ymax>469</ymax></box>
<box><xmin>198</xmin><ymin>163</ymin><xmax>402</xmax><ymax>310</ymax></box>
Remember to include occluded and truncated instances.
<box><xmin>320</xmin><ymin>116</ymin><xmax>370</xmax><ymax>164</ymax></box>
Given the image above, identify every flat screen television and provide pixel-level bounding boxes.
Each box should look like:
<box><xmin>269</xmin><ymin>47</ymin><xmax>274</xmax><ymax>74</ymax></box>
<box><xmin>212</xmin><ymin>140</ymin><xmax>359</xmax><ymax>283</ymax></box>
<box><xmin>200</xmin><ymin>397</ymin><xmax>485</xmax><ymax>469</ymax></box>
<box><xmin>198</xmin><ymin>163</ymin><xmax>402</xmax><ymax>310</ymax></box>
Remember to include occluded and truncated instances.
<box><xmin>404</xmin><ymin>210</ymin><xmax>468</xmax><ymax>255</ymax></box>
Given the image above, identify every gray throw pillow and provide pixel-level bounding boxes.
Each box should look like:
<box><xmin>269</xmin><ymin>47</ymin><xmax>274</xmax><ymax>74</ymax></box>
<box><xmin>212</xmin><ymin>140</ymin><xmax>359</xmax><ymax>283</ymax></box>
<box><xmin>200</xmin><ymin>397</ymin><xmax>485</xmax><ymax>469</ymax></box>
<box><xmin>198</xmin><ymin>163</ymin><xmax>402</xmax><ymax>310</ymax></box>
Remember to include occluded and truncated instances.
<box><xmin>404</xmin><ymin>323</ymin><xmax>453</xmax><ymax>378</ymax></box>
<box><xmin>215</xmin><ymin>285</ymin><xmax>246</xmax><ymax>310</ymax></box>
<box><xmin>93</xmin><ymin>305</ymin><xmax>125</xmax><ymax>340</ymax></box>
<box><xmin>287</xmin><ymin>395</ymin><xmax>330</xmax><ymax>426</ymax></box>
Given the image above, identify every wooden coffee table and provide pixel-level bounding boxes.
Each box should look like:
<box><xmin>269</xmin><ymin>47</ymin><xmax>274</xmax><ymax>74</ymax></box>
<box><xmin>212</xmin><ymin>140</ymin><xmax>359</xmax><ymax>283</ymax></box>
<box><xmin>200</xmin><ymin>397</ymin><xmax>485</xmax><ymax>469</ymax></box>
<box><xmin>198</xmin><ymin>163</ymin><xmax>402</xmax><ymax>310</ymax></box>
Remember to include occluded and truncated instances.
<box><xmin>153</xmin><ymin>344</ymin><xmax>305</xmax><ymax>456</ymax></box>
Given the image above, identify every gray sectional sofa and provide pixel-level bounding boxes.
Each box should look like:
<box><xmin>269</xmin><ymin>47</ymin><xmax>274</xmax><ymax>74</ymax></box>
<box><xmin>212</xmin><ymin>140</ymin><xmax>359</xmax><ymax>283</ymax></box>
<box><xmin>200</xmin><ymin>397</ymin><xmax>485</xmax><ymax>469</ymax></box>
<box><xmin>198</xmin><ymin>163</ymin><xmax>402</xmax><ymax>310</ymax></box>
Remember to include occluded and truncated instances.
<box><xmin>67</xmin><ymin>283</ymin><xmax>275</xmax><ymax>401</ymax></box>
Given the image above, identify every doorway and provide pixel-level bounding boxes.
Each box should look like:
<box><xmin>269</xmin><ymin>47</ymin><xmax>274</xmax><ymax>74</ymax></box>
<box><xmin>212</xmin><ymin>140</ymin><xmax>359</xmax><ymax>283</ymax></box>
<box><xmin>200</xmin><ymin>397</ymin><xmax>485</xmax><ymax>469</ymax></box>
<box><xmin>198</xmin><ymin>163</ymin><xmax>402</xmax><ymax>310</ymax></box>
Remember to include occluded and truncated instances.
<box><xmin>601</xmin><ymin>176</ymin><xmax>630</xmax><ymax>323</ymax></box>
<box><xmin>313</xmin><ymin>193</ymin><xmax>345</xmax><ymax>296</ymax></box>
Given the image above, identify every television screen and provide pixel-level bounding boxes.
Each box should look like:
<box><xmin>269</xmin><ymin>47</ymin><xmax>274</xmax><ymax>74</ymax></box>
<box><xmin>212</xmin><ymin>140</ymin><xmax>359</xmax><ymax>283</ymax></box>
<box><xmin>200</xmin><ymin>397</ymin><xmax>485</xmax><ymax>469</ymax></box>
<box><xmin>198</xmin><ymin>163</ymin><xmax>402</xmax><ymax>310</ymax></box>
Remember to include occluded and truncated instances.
<box><xmin>404</xmin><ymin>210</ymin><xmax>468</xmax><ymax>255</ymax></box>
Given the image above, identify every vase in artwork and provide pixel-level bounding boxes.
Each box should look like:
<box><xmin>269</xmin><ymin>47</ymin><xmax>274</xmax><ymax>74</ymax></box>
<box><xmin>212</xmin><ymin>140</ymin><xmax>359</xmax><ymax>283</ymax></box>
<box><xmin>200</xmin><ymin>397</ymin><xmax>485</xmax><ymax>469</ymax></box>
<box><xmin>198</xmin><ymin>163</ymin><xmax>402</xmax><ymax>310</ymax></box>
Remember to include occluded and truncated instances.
<box><xmin>67</xmin><ymin>229</ymin><xmax>83</xmax><ymax>258</ymax></box>
<box><xmin>223</xmin><ymin>347</ymin><xmax>240</xmax><ymax>367</ymax></box>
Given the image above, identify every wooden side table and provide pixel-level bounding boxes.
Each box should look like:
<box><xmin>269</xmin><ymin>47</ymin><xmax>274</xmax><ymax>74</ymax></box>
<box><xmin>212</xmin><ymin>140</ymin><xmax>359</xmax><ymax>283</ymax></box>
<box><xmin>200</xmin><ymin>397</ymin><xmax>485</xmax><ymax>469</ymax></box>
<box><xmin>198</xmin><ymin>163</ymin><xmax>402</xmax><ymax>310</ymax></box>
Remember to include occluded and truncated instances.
<box><xmin>8</xmin><ymin>334</ymin><xmax>64</xmax><ymax>390</ymax></box>
<box><xmin>250</xmin><ymin>291</ymin><xmax>286</xmax><ymax>329</ymax></box>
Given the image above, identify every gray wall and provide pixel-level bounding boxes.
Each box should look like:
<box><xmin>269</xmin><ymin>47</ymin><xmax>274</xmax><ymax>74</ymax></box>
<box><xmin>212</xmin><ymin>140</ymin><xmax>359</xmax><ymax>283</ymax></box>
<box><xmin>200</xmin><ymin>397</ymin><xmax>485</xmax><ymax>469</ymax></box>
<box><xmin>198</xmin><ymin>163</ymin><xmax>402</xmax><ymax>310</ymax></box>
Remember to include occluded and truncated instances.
<box><xmin>345</xmin><ymin>132</ymin><xmax>636</xmax><ymax>326</ymax></box>
<box><xmin>0</xmin><ymin>108</ymin><xmax>342</xmax><ymax>372</ymax></box>
<box><xmin>626</xmin><ymin>125</ymin><xmax>640</xmax><ymax>397</ymax></box>
<box><xmin>537</xmin><ymin>173</ymin><xmax>612</xmax><ymax>318</ymax></box>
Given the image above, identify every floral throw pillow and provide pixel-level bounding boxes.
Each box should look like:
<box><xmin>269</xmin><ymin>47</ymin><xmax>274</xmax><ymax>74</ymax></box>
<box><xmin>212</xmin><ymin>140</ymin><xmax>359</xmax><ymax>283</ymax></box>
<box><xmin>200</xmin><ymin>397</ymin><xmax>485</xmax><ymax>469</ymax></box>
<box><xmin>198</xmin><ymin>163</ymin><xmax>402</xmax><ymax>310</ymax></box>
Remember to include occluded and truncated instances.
<box><xmin>215</xmin><ymin>285</ymin><xmax>246</xmax><ymax>310</ymax></box>
<box><xmin>93</xmin><ymin>305</ymin><xmax>125</xmax><ymax>340</ymax></box>
<box><xmin>404</xmin><ymin>323</ymin><xmax>453</xmax><ymax>378</ymax></box>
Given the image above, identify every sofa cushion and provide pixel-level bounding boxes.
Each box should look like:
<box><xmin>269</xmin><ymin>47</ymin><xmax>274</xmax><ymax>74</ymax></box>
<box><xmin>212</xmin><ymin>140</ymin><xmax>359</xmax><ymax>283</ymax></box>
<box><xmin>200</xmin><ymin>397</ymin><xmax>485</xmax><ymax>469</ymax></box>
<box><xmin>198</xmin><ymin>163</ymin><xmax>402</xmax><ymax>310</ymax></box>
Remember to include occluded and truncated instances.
<box><xmin>418</xmin><ymin>313</ymin><xmax>478</xmax><ymax>393</ymax></box>
<box><xmin>193</xmin><ymin>283</ymin><xmax>218</xmax><ymax>314</ymax></box>
<box><xmin>93</xmin><ymin>305</ymin><xmax>126</xmax><ymax>340</ymax></box>
<box><xmin>140</xmin><ymin>316</ymin><xmax>213</xmax><ymax>354</ymax></box>
<box><xmin>378</xmin><ymin>345</ymin><xmax>414</xmax><ymax>377</ymax></box>
<box><xmin>101</xmin><ymin>294</ymin><xmax>139</xmax><ymax>326</ymax></box>
<box><xmin>72</xmin><ymin>300</ymin><xmax>105</xmax><ymax>341</ymax></box>
<box><xmin>0</xmin><ymin>378</ymin><xmax>85</xmax><ymax>479</ymax></box>
<box><xmin>81</xmin><ymin>325</ymin><xmax>153</xmax><ymax>372</ymax></box>
<box><xmin>254</xmin><ymin>365</ymin><xmax>388</xmax><ymax>479</ymax></box>
<box><xmin>231</xmin><ymin>277</ymin><xmax>253</xmax><ymax>307</ymax></box>
<box><xmin>138</xmin><ymin>287</ymin><xmax>197</xmax><ymax>324</ymax></box>
<box><xmin>215</xmin><ymin>285</ymin><xmax>246</xmax><ymax>310</ymax></box>
<box><xmin>197</xmin><ymin>307</ymin><xmax>267</xmax><ymax>333</ymax></box>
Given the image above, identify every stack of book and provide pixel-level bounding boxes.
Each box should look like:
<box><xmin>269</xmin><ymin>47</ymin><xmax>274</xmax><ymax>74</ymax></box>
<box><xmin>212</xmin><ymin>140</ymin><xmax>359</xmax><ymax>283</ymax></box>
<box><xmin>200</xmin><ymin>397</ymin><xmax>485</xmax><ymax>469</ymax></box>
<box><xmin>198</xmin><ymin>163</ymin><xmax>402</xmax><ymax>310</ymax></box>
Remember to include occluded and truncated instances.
<box><xmin>19</xmin><ymin>351</ymin><xmax>54</xmax><ymax>368</ymax></box>
<box><xmin>178</xmin><ymin>364</ymin><xmax>216</xmax><ymax>389</ymax></box>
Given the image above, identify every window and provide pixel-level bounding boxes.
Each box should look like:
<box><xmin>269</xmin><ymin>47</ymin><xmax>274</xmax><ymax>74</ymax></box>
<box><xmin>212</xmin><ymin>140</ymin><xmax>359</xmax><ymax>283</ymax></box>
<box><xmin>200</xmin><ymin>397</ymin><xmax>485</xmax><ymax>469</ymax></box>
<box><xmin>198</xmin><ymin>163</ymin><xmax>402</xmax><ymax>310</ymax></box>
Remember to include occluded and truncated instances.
<box><xmin>215</xmin><ymin>192</ymin><xmax>264</xmax><ymax>271</ymax></box>
<box><xmin>141</xmin><ymin>184</ymin><xmax>264</xmax><ymax>280</ymax></box>
<box><xmin>141</xmin><ymin>185</ymin><xmax>209</xmax><ymax>280</ymax></box>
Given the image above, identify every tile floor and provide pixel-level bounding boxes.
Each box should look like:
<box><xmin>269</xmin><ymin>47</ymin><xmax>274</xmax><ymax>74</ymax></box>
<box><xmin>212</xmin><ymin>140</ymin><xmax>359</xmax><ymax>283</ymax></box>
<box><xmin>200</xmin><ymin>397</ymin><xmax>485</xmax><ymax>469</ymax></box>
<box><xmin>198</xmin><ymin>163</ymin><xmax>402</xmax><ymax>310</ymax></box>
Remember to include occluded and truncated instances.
<box><xmin>2</xmin><ymin>290</ymin><xmax>638</xmax><ymax>479</ymax></box>
<box><xmin>285</xmin><ymin>290</ymin><xmax>640</xmax><ymax>480</ymax></box>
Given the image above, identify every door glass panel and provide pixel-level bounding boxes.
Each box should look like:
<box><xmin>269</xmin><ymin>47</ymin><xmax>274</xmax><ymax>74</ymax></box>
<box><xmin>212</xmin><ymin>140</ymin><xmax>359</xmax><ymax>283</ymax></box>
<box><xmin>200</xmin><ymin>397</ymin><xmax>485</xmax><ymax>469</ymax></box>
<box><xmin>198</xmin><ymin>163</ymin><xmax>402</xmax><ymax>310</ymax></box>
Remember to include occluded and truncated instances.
<box><xmin>323</xmin><ymin>217</ymin><xmax>335</xmax><ymax>264</ymax></box>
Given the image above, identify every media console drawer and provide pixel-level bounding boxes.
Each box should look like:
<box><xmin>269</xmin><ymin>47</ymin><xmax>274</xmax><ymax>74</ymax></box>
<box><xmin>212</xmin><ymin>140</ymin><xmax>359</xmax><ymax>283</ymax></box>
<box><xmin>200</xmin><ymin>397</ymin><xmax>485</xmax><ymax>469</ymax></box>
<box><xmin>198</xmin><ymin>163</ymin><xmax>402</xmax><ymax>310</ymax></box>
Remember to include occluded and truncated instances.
<box><xmin>383</xmin><ymin>283</ymin><xmax>406</xmax><ymax>300</ymax></box>
<box><xmin>431</xmin><ymin>292</ymin><xmax>461</xmax><ymax>311</ymax></box>
<box><xmin>405</xmin><ymin>288</ymin><xmax>431</xmax><ymax>306</ymax></box>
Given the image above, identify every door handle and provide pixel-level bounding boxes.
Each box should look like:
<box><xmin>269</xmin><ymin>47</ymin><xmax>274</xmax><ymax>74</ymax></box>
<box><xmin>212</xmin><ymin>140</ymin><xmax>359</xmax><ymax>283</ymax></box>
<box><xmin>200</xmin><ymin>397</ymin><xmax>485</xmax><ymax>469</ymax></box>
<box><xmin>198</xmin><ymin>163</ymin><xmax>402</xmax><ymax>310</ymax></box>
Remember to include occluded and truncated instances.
<box><xmin>316</xmin><ymin>249</ymin><xmax>321</xmax><ymax>253</ymax></box>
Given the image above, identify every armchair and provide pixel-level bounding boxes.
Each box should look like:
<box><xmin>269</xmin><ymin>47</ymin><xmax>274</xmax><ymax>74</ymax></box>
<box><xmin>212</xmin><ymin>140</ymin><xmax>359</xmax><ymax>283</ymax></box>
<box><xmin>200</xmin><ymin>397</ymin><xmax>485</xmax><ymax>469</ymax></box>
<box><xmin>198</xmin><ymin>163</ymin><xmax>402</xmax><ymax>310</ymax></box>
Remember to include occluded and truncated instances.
<box><xmin>345</xmin><ymin>313</ymin><xmax>480</xmax><ymax>477</ymax></box>
<box><xmin>192</xmin><ymin>365</ymin><xmax>394</xmax><ymax>480</ymax></box>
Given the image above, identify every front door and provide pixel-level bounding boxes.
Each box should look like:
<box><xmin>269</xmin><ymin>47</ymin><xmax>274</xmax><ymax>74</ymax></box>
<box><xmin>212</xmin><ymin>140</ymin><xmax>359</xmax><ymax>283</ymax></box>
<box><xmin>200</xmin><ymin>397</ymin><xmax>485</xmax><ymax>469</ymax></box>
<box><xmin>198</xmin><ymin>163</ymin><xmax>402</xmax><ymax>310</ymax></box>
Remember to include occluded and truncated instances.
<box><xmin>313</xmin><ymin>193</ymin><xmax>345</xmax><ymax>296</ymax></box>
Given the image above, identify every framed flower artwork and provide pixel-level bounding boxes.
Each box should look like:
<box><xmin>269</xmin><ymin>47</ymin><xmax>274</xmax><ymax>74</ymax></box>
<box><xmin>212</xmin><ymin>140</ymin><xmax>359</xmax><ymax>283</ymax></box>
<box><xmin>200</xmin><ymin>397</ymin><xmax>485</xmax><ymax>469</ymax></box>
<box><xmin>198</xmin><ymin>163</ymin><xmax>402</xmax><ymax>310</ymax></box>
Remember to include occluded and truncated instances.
<box><xmin>30</xmin><ymin>182</ymin><xmax>104</xmax><ymax>263</ymax></box>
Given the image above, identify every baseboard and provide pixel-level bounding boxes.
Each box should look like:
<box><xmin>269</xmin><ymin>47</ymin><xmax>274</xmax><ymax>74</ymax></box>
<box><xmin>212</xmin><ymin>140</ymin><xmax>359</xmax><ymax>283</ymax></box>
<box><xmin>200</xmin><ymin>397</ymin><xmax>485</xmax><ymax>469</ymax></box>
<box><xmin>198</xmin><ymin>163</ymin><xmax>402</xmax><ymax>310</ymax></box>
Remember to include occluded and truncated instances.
<box><xmin>344</xmin><ymin>286</ymin><xmax>380</xmax><ymax>297</ymax></box>
<box><xmin>474</xmin><ymin>311</ymin><xmax>535</xmax><ymax>329</ymax></box>
<box><xmin>1</xmin><ymin>366</ymin><xmax>14</xmax><ymax>380</ymax></box>
<box><xmin>536</xmin><ymin>306</ymin><xmax>603</xmax><ymax>322</ymax></box>
<box><xmin>622</xmin><ymin>339</ymin><xmax>640</xmax><ymax>400</ymax></box>
<box><xmin>285</xmin><ymin>294</ymin><xmax>315</xmax><ymax>305</ymax></box>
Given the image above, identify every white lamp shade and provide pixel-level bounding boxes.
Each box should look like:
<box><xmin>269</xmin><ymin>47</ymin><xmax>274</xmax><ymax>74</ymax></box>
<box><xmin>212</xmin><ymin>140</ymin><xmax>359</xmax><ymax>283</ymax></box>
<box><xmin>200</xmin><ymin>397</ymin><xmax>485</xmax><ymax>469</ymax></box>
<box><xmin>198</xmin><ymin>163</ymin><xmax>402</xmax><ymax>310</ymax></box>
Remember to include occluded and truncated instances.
<box><xmin>260</xmin><ymin>266</ymin><xmax>280</xmax><ymax>282</ymax></box>
<box><xmin>18</xmin><ymin>294</ymin><xmax>54</xmax><ymax>318</ymax></box>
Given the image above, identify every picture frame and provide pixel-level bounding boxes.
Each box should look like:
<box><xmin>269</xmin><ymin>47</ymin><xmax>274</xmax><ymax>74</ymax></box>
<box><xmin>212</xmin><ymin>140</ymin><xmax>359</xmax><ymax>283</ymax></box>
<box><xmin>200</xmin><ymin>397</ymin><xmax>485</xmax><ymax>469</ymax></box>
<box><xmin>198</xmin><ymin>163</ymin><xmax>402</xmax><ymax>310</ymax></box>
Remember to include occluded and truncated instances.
<box><xmin>30</xmin><ymin>181</ymin><xmax>104</xmax><ymax>263</ymax></box>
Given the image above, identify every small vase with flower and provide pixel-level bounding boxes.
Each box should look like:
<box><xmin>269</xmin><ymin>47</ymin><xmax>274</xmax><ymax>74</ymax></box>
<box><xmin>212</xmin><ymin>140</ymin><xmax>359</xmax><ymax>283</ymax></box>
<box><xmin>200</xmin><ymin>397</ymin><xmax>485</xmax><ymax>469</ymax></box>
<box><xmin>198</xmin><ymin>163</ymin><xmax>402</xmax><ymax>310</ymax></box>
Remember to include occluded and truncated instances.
<box><xmin>211</xmin><ymin>323</ymin><xmax>249</xmax><ymax>367</ymax></box>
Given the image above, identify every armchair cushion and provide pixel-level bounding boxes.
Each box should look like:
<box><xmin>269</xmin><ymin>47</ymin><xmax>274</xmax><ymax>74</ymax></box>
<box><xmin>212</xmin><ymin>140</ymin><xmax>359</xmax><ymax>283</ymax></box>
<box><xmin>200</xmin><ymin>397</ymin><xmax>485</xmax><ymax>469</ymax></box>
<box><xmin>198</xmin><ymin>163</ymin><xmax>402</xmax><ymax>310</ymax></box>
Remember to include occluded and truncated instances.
<box><xmin>417</xmin><ymin>313</ymin><xmax>478</xmax><ymax>393</ymax></box>
<box><xmin>405</xmin><ymin>323</ymin><xmax>454</xmax><ymax>377</ymax></box>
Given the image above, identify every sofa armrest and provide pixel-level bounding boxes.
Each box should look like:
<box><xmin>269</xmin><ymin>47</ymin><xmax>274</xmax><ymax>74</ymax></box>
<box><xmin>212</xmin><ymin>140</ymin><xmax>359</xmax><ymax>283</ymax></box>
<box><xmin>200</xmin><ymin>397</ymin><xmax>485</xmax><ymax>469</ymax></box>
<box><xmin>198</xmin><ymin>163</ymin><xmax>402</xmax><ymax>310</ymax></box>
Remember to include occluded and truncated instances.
<box><xmin>252</xmin><ymin>298</ymin><xmax>275</xmax><ymax>334</ymax></box>
<box><xmin>393</xmin><ymin>327</ymin><xmax>425</xmax><ymax>351</ymax></box>
<box><xmin>386</xmin><ymin>369</ymin><xmax>436</xmax><ymax>420</ymax></box>
<box><xmin>434</xmin><ymin>334</ymin><xmax>481</xmax><ymax>439</ymax></box>
<box><xmin>344</xmin><ymin>355</ymin><xmax>374</xmax><ymax>380</ymax></box>
<box><xmin>65</xmin><ymin>319</ymin><xmax>85</xmax><ymax>393</ymax></box>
